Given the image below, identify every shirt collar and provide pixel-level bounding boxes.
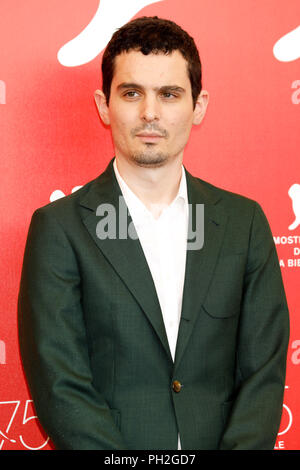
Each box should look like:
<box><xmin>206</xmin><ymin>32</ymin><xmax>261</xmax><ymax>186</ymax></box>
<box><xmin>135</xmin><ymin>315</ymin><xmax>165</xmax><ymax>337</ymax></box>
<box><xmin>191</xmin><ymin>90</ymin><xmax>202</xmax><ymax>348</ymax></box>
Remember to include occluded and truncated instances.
<box><xmin>113</xmin><ymin>158</ymin><xmax>188</xmax><ymax>221</ymax></box>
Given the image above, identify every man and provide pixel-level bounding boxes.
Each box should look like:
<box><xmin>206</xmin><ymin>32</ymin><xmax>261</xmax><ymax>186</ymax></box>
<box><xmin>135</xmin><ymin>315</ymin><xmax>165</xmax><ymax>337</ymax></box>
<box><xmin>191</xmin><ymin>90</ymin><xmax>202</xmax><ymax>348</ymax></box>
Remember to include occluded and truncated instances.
<box><xmin>18</xmin><ymin>16</ymin><xmax>289</xmax><ymax>450</ymax></box>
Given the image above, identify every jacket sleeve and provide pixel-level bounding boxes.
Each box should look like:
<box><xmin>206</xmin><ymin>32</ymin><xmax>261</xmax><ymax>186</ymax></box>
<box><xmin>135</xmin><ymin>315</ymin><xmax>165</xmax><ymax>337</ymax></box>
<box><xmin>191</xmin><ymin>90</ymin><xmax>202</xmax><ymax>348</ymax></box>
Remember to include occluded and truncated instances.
<box><xmin>219</xmin><ymin>202</ymin><xmax>290</xmax><ymax>450</ymax></box>
<box><xmin>18</xmin><ymin>207</ymin><xmax>128</xmax><ymax>450</ymax></box>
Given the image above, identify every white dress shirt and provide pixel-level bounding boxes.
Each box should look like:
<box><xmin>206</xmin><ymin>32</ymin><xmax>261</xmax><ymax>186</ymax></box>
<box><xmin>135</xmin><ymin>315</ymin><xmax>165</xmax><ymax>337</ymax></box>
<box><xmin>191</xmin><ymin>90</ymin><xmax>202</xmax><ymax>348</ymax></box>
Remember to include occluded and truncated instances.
<box><xmin>113</xmin><ymin>159</ymin><xmax>188</xmax><ymax>450</ymax></box>
<box><xmin>113</xmin><ymin>158</ymin><xmax>188</xmax><ymax>360</ymax></box>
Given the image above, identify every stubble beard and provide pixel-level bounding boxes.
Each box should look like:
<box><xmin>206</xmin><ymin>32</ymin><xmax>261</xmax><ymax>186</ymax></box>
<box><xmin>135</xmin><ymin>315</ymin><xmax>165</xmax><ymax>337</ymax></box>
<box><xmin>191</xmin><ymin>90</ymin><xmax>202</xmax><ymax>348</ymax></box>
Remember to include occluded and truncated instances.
<box><xmin>130</xmin><ymin>124</ymin><xmax>170</xmax><ymax>168</ymax></box>
<box><xmin>130</xmin><ymin>144</ymin><xmax>170</xmax><ymax>168</ymax></box>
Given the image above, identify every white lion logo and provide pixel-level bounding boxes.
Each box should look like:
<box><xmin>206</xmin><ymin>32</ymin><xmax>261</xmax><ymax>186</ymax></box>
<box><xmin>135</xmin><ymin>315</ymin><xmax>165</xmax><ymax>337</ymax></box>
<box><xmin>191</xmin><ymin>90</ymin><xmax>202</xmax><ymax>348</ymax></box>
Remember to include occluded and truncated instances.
<box><xmin>273</xmin><ymin>25</ymin><xmax>300</xmax><ymax>62</ymax></box>
<box><xmin>50</xmin><ymin>185</ymin><xmax>83</xmax><ymax>202</ymax></box>
<box><xmin>57</xmin><ymin>0</ymin><xmax>163</xmax><ymax>67</ymax></box>
<box><xmin>288</xmin><ymin>183</ymin><xmax>300</xmax><ymax>230</ymax></box>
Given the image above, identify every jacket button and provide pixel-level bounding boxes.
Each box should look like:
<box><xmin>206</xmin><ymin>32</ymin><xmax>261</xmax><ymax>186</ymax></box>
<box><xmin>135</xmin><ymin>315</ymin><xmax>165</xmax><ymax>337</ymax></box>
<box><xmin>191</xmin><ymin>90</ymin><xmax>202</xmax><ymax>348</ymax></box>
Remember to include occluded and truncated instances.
<box><xmin>172</xmin><ymin>380</ymin><xmax>182</xmax><ymax>393</ymax></box>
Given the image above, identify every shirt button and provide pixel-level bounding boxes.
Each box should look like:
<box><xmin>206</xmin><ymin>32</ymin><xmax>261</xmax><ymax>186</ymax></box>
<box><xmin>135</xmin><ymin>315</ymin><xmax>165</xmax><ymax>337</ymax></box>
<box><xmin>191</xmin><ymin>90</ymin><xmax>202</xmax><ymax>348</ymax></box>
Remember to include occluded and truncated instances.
<box><xmin>172</xmin><ymin>380</ymin><xmax>182</xmax><ymax>393</ymax></box>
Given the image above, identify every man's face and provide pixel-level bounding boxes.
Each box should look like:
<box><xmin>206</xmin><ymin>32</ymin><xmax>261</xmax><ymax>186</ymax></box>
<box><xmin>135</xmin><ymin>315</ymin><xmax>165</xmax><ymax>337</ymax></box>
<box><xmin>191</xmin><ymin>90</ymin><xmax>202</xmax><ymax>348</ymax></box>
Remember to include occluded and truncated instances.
<box><xmin>95</xmin><ymin>49</ymin><xmax>208</xmax><ymax>168</ymax></box>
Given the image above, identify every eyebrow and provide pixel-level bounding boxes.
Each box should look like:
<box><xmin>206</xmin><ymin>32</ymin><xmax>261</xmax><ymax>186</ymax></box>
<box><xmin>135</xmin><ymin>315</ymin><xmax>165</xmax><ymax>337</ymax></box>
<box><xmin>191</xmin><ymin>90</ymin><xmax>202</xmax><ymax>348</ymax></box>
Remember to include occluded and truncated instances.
<box><xmin>116</xmin><ymin>82</ymin><xmax>186</xmax><ymax>94</ymax></box>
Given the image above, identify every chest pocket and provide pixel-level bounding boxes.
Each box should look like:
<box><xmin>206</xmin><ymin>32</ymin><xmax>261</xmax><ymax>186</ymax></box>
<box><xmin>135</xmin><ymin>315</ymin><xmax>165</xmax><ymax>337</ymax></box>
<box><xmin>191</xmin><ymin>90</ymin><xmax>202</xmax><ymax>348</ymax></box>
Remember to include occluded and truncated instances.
<box><xmin>202</xmin><ymin>253</ymin><xmax>246</xmax><ymax>318</ymax></box>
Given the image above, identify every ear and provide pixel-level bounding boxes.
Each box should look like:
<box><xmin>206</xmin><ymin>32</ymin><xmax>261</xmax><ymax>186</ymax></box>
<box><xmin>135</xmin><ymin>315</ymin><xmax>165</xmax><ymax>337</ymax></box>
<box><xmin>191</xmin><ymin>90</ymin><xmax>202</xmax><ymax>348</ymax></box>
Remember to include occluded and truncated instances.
<box><xmin>94</xmin><ymin>89</ymin><xmax>110</xmax><ymax>125</ymax></box>
<box><xmin>192</xmin><ymin>90</ymin><xmax>209</xmax><ymax>125</ymax></box>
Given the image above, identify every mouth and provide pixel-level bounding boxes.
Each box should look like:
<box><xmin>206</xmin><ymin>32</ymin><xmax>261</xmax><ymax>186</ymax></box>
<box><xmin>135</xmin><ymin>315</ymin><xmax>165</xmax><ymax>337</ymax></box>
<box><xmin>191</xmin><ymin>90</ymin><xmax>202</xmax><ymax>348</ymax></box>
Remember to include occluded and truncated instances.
<box><xmin>136</xmin><ymin>133</ymin><xmax>164</xmax><ymax>143</ymax></box>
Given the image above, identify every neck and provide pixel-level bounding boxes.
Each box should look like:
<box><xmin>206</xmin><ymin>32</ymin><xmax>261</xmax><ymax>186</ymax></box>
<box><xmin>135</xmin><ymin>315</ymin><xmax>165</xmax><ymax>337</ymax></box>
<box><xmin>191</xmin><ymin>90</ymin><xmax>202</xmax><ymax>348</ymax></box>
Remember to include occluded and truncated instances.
<box><xmin>115</xmin><ymin>155</ymin><xmax>183</xmax><ymax>218</ymax></box>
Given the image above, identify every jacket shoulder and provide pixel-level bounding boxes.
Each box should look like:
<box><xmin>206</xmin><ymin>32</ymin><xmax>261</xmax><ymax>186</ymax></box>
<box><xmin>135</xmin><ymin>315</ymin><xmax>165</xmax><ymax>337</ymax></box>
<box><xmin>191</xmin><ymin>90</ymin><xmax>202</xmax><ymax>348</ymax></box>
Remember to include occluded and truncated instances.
<box><xmin>193</xmin><ymin>175</ymin><xmax>258</xmax><ymax>211</ymax></box>
<box><xmin>32</xmin><ymin>176</ymin><xmax>99</xmax><ymax>218</ymax></box>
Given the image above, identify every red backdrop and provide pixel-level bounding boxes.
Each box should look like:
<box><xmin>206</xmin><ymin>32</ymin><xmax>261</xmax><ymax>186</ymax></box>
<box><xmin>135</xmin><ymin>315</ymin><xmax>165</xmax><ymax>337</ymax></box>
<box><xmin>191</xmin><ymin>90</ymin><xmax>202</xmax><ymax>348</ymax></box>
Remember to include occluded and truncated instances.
<box><xmin>0</xmin><ymin>0</ymin><xmax>299</xmax><ymax>450</ymax></box>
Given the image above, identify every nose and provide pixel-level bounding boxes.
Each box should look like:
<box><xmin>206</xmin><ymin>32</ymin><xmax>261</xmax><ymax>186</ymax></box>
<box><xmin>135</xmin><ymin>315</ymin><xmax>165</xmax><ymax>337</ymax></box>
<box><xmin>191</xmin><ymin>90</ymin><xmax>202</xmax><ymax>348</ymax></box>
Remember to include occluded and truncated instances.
<box><xmin>140</xmin><ymin>94</ymin><xmax>160</xmax><ymax>122</ymax></box>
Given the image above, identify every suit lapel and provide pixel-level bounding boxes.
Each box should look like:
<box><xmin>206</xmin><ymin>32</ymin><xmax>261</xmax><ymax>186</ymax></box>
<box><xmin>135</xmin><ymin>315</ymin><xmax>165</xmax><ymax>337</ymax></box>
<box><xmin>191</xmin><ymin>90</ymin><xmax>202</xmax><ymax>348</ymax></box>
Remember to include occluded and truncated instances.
<box><xmin>78</xmin><ymin>159</ymin><xmax>228</xmax><ymax>367</ymax></box>
<box><xmin>79</xmin><ymin>159</ymin><xmax>173</xmax><ymax>362</ymax></box>
<box><xmin>174</xmin><ymin>171</ymin><xmax>228</xmax><ymax>369</ymax></box>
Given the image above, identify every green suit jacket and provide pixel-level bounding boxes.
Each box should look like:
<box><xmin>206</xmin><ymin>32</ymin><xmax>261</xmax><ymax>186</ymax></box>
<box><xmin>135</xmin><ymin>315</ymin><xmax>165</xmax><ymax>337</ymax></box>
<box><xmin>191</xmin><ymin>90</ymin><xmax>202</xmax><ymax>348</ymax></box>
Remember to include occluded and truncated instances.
<box><xmin>18</xmin><ymin>158</ymin><xmax>289</xmax><ymax>450</ymax></box>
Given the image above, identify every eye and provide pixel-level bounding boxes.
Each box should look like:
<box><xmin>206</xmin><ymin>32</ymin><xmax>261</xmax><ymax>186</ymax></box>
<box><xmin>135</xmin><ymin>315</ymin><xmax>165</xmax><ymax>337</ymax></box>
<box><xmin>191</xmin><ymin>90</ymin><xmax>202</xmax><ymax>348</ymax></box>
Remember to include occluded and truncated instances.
<box><xmin>123</xmin><ymin>90</ymin><xmax>140</xmax><ymax>99</ymax></box>
<box><xmin>161</xmin><ymin>92</ymin><xmax>177</xmax><ymax>99</ymax></box>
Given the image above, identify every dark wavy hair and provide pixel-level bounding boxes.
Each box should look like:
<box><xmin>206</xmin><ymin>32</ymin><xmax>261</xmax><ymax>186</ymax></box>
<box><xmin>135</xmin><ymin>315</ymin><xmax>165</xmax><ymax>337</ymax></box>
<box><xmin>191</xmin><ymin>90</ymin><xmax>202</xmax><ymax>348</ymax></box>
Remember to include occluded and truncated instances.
<box><xmin>101</xmin><ymin>16</ymin><xmax>202</xmax><ymax>109</ymax></box>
